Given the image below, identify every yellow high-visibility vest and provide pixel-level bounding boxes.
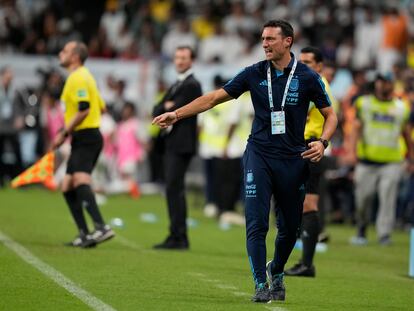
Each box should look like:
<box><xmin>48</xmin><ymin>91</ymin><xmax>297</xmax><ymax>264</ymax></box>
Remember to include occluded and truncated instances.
<box><xmin>355</xmin><ymin>95</ymin><xmax>409</xmax><ymax>163</ymax></box>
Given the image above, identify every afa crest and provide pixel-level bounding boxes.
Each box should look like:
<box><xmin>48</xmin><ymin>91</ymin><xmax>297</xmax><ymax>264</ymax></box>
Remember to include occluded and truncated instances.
<box><xmin>246</xmin><ymin>172</ymin><xmax>254</xmax><ymax>183</ymax></box>
<box><xmin>289</xmin><ymin>78</ymin><xmax>299</xmax><ymax>91</ymax></box>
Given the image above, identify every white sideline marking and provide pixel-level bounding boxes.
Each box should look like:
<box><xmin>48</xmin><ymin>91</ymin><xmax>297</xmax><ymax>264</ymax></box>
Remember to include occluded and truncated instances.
<box><xmin>115</xmin><ymin>235</ymin><xmax>143</xmax><ymax>251</ymax></box>
<box><xmin>216</xmin><ymin>284</ymin><xmax>238</xmax><ymax>290</ymax></box>
<box><xmin>188</xmin><ymin>272</ymin><xmax>289</xmax><ymax>310</ymax></box>
<box><xmin>232</xmin><ymin>291</ymin><xmax>251</xmax><ymax>297</ymax></box>
<box><xmin>187</xmin><ymin>272</ymin><xmax>251</xmax><ymax>299</ymax></box>
<box><xmin>0</xmin><ymin>230</ymin><xmax>117</xmax><ymax>311</ymax></box>
<box><xmin>265</xmin><ymin>306</ymin><xmax>288</xmax><ymax>311</ymax></box>
<box><xmin>187</xmin><ymin>272</ymin><xmax>205</xmax><ymax>278</ymax></box>
<box><xmin>203</xmin><ymin>278</ymin><xmax>222</xmax><ymax>283</ymax></box>
<box><xmin>114</xmin><ymin>234</ymin><xmax>157</xmax><ymax>254</ymax></box>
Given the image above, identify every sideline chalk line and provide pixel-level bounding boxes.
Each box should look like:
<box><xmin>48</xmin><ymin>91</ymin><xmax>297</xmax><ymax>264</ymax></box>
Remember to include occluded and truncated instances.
<box><xmin>0</xmin><ymin>229</ymin><xmax>116</xmax><ymax>311</ymax></box>
<box><xmin>187</xmin><ymin>271</ymin><xmax>289</xmax><ymax>310</ymax></box>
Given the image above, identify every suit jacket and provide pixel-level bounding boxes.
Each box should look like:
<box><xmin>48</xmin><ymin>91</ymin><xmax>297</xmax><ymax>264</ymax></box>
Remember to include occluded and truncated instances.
<box><xmin>153</xmin><ymin>74</ymin><xmax>202</xmax><ymax>155</ymax></box>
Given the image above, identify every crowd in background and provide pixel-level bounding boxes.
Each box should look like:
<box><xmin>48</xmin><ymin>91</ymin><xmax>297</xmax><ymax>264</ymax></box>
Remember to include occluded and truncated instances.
<box><xmin>1</xmin><ymin>0</ymin><xmax>414</xmax><ymax>69</ymax></box>
<box><xmin>1</xmin><ymin>0</ymin><xmax>414</xmax><ymax>231</ymax></box>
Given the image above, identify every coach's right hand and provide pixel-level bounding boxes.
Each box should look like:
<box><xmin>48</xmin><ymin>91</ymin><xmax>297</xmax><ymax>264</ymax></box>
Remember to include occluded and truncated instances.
<box><xmin>152</xmin><ymin>111</ymin><xmax>178</xmax><ymax>128</ymax></box>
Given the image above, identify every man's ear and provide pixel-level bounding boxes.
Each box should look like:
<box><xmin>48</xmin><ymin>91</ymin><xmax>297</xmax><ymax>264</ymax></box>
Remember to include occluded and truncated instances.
<box><xmin>285</xmin><ymin>37</ymin><xmax>293</xmax><ymax>48</ymax></box>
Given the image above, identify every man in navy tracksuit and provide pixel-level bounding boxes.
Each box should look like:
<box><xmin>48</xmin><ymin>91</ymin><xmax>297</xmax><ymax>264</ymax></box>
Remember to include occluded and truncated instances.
<box><xmin>153</xmin><ymin>20</ymin><xmax>337</xmax><ymax>303</ymax></box>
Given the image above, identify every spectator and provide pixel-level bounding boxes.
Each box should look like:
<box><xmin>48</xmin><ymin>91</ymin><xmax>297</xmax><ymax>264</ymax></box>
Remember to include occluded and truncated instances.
<box><xmin>112</xmin><ymin>102</ymin><xmax>148</xmax><ymax>198</ymax></box>
<box><xmin>0</xmin><ymin>66</ymin><xmax>23</xmax><ymax>186</ymax></box>
<box><xmin>100</xmin><ymin>0</ymin><xmax>126</xmax><ymax>52</ymax></box>
<box><xmin>161</xmin><ymin>18</ymin><xmax>197</xmax><ymax>60</ymax></box>
<box><xmin>377</xmin><ymin>7</ymin><xmax>409</xmax><ymax>73</ymax></box>
<box><xmin>103</xmin><ymin>74</ymin><xmax>128</xmax><ymax>122</ymax></box>
<box><xmin>198</xmin><ymin>22</ymin><xmax>246</xmax><ymax>64</ymax></box>
<box><xmin>88</xmin><ymin>28</ymin><xmax>115</xmax><ymax>59</ymax></box>
<box><xmin>40</xmin><ymin>89</ymin><xmax>64</xmax><ymax>151</ymax></box>
<box><xmin>111</xmin><ymin>23</ymin><xmax>133</xmax><ymax>55</ymax></box>
<box><xmin>352</xmin><ymin>6</ymin><xmax>381</xmax><ymax>70</ymax></box>
<box><xmin>191</xmin><ymin>5</ymin><xmax>216</xmax><ymax>40</ymax></box>
<box><xmin>222</xmin><ymin>1</ymin><xmax>256</xmax><ymax>35</ymax></box>
<box><xmin>135</xmin><ymin>18</ymin><xmax>159</xmax><ymax>59</ymax></box>
<box><xmin>0</xmin><ymin>0</ymin><xmax>25</xmax><ymax>51</ymax></box>
<box><xmin>349</xmin><ymin>73</ymin><xmax>412</xmax><ymax>246</ymax></box>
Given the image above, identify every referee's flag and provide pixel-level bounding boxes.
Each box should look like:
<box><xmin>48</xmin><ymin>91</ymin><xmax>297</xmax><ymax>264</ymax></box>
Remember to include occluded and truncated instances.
<box><xmin>11</xmin><ymin>152</ymin><xmax>57</xmax><ymax>190</ymax></box>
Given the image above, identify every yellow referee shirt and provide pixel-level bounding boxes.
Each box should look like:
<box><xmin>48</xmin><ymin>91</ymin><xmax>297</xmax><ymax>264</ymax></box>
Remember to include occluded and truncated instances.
<box><xmin>61</xmin><ymin>66</ymin><xmax>105</xmax><ymax>131</ymax></box>
<box><xmin>304</xmin><ymin>76</ymin><xmax>337</xmax><ymax>140</ymax></box>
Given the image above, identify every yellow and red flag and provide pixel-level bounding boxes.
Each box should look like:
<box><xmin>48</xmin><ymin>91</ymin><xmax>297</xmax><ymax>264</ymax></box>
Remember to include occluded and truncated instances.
<box><xmin>11</xmin><ymin>152</ymin><xmax>57</xmax><ymax>190</ymax></box>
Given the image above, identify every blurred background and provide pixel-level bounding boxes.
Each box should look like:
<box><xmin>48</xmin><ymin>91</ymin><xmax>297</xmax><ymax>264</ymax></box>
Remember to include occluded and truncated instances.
<box><xmin>1</xmin><ymin>0</ymin><xmax>414</xmax><ymax>231</ymax></box>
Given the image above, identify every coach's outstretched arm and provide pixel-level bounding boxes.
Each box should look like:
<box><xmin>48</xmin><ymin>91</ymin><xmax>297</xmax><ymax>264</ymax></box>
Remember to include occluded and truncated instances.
<box><xmin>152</xmin><ymin>88</ymin><xmax>233</xmax><ymax>128</ymax></box>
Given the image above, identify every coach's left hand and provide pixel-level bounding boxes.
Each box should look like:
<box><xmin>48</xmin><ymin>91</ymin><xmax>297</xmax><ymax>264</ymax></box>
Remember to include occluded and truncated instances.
<box><xmin>301</xmin><ymin>141</ymin><xmax>324</xmax><ymax>162</ymax></box>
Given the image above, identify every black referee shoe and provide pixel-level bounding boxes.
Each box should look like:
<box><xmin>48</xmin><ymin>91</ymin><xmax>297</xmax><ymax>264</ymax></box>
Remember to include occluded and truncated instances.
<box><xmin>284</xmin><ymin>262</ymin><xmax>315</xmax><ymax>277</ymax></box>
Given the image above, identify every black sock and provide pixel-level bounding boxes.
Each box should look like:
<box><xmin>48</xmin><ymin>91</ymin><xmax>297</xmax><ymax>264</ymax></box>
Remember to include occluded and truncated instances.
<box><xmin>63</xmin><ymin>190</ymin><xmax>88</xmax><ymax>235</ymax></box>
<box><xmin>357</xmin><ymin>225</ymin><xmax>366</xmax><ymax>238</ymax></box>
<box><xmin>75</xmin><ymin>184</ymin><xmax>105</xmax><ymax>228</ymax></box>
<box><xmin>301</xmin><ymin>211</ymin><xmax>319</xmax><ymax>267</ymax></box>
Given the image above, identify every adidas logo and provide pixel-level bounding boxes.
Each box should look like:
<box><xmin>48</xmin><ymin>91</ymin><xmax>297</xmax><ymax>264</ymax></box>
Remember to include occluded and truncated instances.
<box><xmin>259</xmin><ymin>80</ymin><xmax>268</xmax><ymax>86</ymax></box>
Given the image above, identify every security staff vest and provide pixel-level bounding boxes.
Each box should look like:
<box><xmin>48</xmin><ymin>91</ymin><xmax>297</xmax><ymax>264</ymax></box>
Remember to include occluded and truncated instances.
<box><xmin>355</xmin><ymin>95</ymin><xmax>409</xmax><ymax>163</ymax></box>
<box><xmin>199</xmin><ymin>92</ymin><xmax>251</xmax><ymax>158</ymax></box>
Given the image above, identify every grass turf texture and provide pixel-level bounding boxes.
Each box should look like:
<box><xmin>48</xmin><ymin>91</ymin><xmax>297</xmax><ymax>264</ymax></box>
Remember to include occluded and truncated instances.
<box><xmin>0</xmin><ymin>187</ymin><xmax>413</xmax><ymax>311</ymax></box>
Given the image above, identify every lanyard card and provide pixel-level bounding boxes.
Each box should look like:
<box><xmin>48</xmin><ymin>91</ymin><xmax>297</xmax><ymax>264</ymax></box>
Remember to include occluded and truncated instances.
<box><xmin>271</xmin><ymin>111</ymin><xmax>285</xmax><ymax>135</ymax></box>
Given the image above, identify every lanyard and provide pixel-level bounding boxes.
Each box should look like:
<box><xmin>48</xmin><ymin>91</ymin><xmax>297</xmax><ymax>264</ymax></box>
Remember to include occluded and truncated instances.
<box><xmin>267</xmin><ymin>58</ymin><xmax>297</xmax><ymax>111</ymax></box>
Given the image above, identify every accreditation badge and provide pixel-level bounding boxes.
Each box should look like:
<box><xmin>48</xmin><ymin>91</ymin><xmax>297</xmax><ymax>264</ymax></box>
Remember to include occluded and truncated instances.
<box><xmin>271</xmin><ymin>111</ymin><xmax>285</xmax><ymax>134</ymax></box>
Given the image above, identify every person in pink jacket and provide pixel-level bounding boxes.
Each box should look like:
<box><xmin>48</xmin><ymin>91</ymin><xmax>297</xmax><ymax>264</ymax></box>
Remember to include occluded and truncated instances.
<box><xmin>114</xmin><ymin>102</ymin><xmax>148</xmax><ymax>198</ymax></box>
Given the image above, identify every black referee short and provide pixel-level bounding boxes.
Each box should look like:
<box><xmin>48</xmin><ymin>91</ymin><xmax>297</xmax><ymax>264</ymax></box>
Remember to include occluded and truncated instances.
<box><xmin>305</xmin><ymin>138</ymin><xmax>323</xmax><ymax>195</ymax></box>
<box><xmin>66</xmin><ymin>128</ymin><xmax>103</xmax><ymax>174</ymax></box>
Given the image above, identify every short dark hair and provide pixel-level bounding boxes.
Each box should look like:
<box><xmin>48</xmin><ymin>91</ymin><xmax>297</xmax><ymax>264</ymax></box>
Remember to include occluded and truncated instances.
<box><xmin>300</xmin><ymin>46</ymin><xmax>323</xmax><ymax>63</ymax></box>
<box><xmin>123</xmin><ymin>102</ymin><xmax>136</xmax><ymax>114</ymax></box>
<box><xmin>72</xmin><ymin>41</ymin><xmax>88</xmax><ymax>64</ymax></box>
<box><xmin>176</xmin><ymin>45</ymin><xmax>196</xmax><ymax>60</ymax></box>
<box><xmin>263</xmin><ymin>20</ymin><xmax>294</xmax><ymax>47</ymax></box>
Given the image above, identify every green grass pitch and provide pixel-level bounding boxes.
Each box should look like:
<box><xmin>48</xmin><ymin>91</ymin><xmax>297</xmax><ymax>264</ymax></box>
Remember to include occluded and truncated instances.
<box><xmin>0</xmin><ymin>187</ymin><xmax>413</xmax><ymax>311</ymax></box>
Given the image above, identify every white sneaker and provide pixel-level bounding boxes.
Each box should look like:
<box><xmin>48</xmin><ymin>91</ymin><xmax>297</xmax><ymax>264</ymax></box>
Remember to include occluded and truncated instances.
<box><xmin>350</xmin><ymin>236</ymin><xmax>368</xmax><ymax>246</ymax></box>
<box><xmin>203</xmin><ymin>203</ymin><xmax>218</xmax><ymax>218</ymax></box>
<box><xmin>65</xmin><ymin>234</ymin><xmax>96</xmax><ymax>248</ymax></box>
<box><xmin>219</xmin><ymin>211</ymin><xmax>245</xmax><ymax>226</ymax></box>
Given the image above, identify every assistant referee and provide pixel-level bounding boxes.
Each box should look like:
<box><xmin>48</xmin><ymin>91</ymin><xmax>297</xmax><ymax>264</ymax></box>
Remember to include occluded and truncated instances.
<box><xmin>52</xmin><ymin>41</ymin><xmax>114</xmax><ymax>248</ymax></box>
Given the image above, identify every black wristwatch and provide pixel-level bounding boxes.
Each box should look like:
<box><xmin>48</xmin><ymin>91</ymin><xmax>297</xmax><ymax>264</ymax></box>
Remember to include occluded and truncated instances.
<box><xmin>319</xmin><ymin>138</ymin><xmax>329</xmax><ymax>149</ymax></box>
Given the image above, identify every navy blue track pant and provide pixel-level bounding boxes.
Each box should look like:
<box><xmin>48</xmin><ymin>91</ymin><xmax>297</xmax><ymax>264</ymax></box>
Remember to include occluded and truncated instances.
<box><xmin>243</xmin><ymin>147</ymin><xmax>308</xmax><ymax>285</ymax></box>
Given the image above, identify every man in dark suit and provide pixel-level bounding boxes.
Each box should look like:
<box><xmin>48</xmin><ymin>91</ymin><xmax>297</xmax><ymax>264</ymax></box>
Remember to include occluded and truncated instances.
<box><xmin>152</xmin><ymin>46</ymin><xmax>202</xmax><ymax>249</ymax></box>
